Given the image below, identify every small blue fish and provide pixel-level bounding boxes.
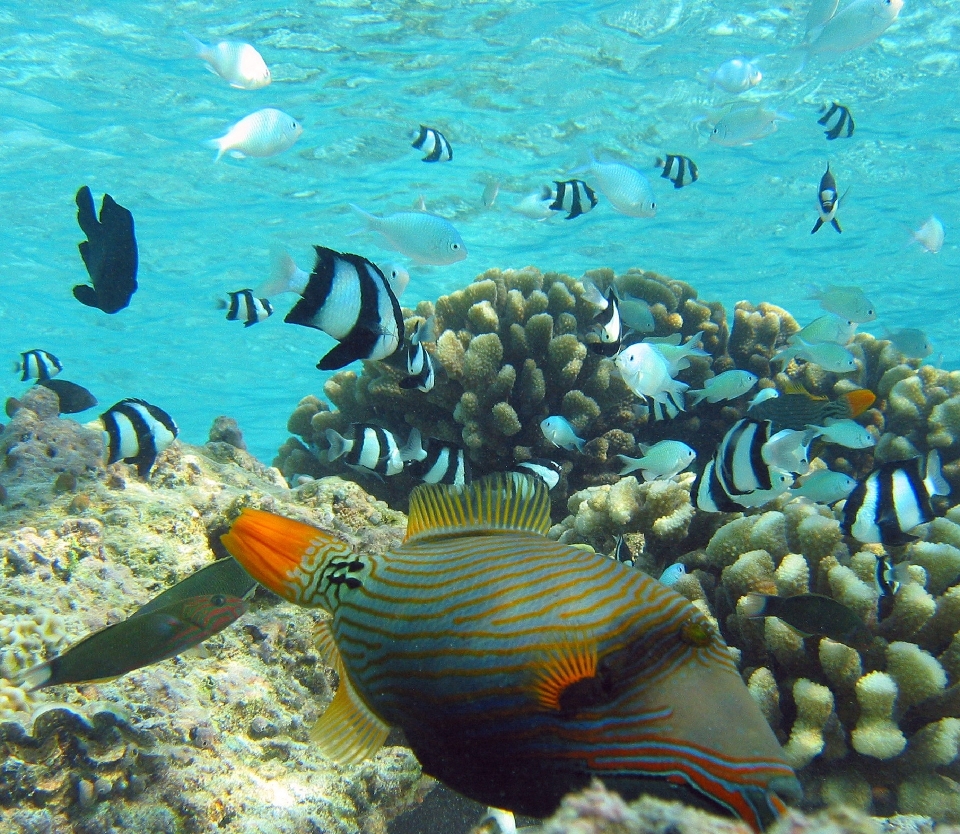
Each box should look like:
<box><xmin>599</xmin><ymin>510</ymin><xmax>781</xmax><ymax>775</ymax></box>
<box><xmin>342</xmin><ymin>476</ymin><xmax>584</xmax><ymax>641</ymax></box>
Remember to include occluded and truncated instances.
<box><xmin>540</xmin><ymin>416</ymin><xmax>585</xmax><ymax>451</ymax></box>
<box><xmin>659</xmin><ymin>563</ymin><xmax>687</xmax><ymax>586</ymax></box>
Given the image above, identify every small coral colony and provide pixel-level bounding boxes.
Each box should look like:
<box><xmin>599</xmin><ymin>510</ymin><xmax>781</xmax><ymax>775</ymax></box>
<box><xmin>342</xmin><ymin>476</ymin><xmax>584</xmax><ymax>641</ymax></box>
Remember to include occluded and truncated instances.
<box><xmin>5</xmin><ymin>4</ymin><xmax>960</xmax><ymax>831</ymax></box>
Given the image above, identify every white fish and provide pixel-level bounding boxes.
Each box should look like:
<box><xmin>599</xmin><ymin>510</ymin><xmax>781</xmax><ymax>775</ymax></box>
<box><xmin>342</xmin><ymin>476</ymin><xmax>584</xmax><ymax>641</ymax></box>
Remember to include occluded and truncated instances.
<box><xmin>709</xmin><ymin>103</ymin><xmax>792</xmax><ymax>147</ymax></box>
<box><xmin>614</xmin><ymin>343</ymin><xmax>688</xmax><ymax>420</ymax></box>
<box><xmin>883</xmin><ymin>327</ymin><xmax>933</xmax><ymax>359</ymax></box>
<box><xmin>774</xmin><ymin>336</ymin><xmax>857</xmax><ymax>373</ymax></box>
<box><xmin>911</xmin><ymin>216</ymin><xmax>944</xmax><ymax>254</ymax></box>
<box><xmin>789</xmin><ymin>468</ymin><xmax>857</xmax><ymax>503</ymax></box>
<box><xmin>645</xmin><ymin>332</ymin><xmax>709</xmax><ymax>375</ymax></box>
<box><xmin>207</xmin><ymin>108</ymin><xmax>302</xmax><ymax>161</ymax></box>
<box><xmin>512</xmin><ymin>191</ymin><xmax>555</xmax><ymax>220</ymax></box>
<box><xmin>540</xmin><ymin>416</ymin><xmax>585</xmax><ymax>451</ymax></box>
<box><xmin>804</xmin><ymin>0</ymin><xmax>841</xmax><ymax>41</ymax></box>
<box><xmin>185</xmin><ymin>32</ymin><xmax>271</xmax><ymax>90</ymax></box>
<box><xmin>350</xmin><ymin>205</ymin><xmax>467</xmax><ymax>266</ymax></box>
<box><xmin>659</xmin><ymin>563</ymin><xmax>687</xmax><ymax>586</ymax></box>
<box><xmin>809</xmin><ymin>418</ymin><xmax>876</xmax><ymax>449</ymax></box>
<box><xmin>805</xmin><ymin>0</ymin><xmax>903</xmax><ymax>58</ymax></box>
<box><xmin>791</xmin><ymin>314</ymin><xmax>857</xmax><ymax>345</ymax></box>
<box><xmin>572</xmin><ymin>155</ymin><xmax>656</xmax><ymax>218</ymax></box>
<box><xmin>807</xmin><ymin>284</ymin><xmax>876</xmax><ymax>323</ymax></box>
<box><xmin>687</xmin><ymin>370</ymin><xmax>758</xmax><ymax>405</ymax></box>
<box><xmin>708</xmin><ymin>58</ymin><xmax>762</xmax><ymax>94</ymax></box>
<box><xmin>749</xmin><ymin>387</ymin><xmax>780</xmax><ymax>409</ymax></box>
<box><xmin>481</xmin><ymin>180</ymin><xmax>500</xmax><ymax>208</ymax></box>
<box><xmin>762</xmin><ymin>429</ymin><xmax>813</xmax><ymax>475</ymax></box>
<box><xmin>617</xmin><ymin>440</ymin><xmax>695</xmax><ymax>481</ymax></box>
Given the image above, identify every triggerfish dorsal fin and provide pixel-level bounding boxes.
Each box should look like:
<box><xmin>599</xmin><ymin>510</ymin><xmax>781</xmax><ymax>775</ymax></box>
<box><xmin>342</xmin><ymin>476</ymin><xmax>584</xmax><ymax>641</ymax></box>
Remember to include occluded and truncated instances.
<box><xmin>309</xmin><ymin>618</ymin><xmax>391</xmax><ymax>765</ymax></box>
<box><xmin>780</xmin><ymin>379</ymin><xmax>825</xmax><ymax>400</ymax></box>
<box><xmin>220</xmin><ymin>508</ymin><xmax>356</xmax><ymax>609</ymax></box>
<box><xmin>405</xmin><ymin>472</ymin><xmax>552</xmax><ymax>543</ymax></box>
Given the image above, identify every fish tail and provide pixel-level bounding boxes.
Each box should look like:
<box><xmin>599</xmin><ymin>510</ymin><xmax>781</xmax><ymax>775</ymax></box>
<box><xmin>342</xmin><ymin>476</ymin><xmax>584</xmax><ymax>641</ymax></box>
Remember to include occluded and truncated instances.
<box><xmin>204</xmin><ymin>138</ymin><xmax>226</xmax><ymax>163</ymax></box>
<box><xmin>840</xmin><ymin>389</ymin><xmax>876</xmax><ymax>418</ymax></box>
<box><xmin>259</xmin><ymin>245</ymin><xmax>300</xmax><ymax>296</ymax></box>
<box><xmin>183</xmin><ymin>31</ymin><xmax>207</xmax><ymax>56</ymax></box>
<box><xmin>16</xmin><ymin>659</ymin><xmax>55</xmax><ymax>692</ymax></box>
<box><xmin>220</xmin><ymin>508</ymin><xmax>351</xmax><ymax>608</ymax></box>
<box><xmin>739</xmin><ymin>593</ymin><xmax>772</xmax><ymax>619</ymax></box>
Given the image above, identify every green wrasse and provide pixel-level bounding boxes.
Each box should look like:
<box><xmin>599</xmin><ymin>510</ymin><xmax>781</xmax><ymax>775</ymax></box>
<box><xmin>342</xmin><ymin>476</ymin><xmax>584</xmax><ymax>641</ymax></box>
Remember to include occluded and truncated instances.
<box><xmin>221</xmin><ymin>474</ymin><xmax>799</xmax><ymax>830</ymax></box>
<box><xmin>19</xmin><ymin>594</ymin><xmax>248</xmax><ymax>690</ymax></box>
<box><xmin>748</xmin><ymin>382</ymin><xmax>874</xmax><ymax>431</ymax></box>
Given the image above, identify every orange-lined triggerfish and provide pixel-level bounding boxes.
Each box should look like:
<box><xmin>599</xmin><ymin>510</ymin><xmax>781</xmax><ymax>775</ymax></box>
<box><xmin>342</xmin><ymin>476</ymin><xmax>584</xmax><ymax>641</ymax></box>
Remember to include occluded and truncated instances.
<box><xmin>221</xmin><ymin>473</ymin><xmax>800</xmax><ymax>830</ymax></box>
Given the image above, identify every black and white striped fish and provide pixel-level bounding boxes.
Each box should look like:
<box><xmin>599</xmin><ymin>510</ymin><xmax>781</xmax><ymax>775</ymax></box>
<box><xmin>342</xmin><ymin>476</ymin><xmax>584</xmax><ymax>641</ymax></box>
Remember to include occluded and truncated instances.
<box><xmin>875</xmin><ymin>554</ymin><xmax>906</xmax><ymax>620</ymax></box>
<box><xmin>656</xmin><ymin>154</ymin><xmax>699</xmax><ymax>189</ymax></box>
<box><xmin>94</xmin><ymin>398</ymin><xmax>178</xmax><ymax>477</ymax></box>
<box><xmin>546</xmin><ymin>180</ymin><xmax>597</xmax><ymax>220</ymax></box>
<box><xmin>411</xmin><ymin>125</ymin><xmax>453</xmax><ymax>162</ymax></box>
<box><xmin>226</xmin><ymin>289</ymin><xmax>273</xmax><ymax>327</ymax></box>
<box><xmin>284</xmin><ymin>247</ymin><xmax>404</xmax><ymax>371</ymax></box>
<box><xmin>811</xmin><ymin>164</ymin><xmax>842</xmax><ymax>235</ymax></box>
<box><xmin>326</xmin><ymin>424</ymin><xmax>405</xmax><ymax>478</ymax></box>
<box><xmin>16</xmin><ymin>349</ymin><xmax>62</xmax><ymax>382</ymax></box>
<box><xmin>403</xmin><ymin>429</ymin><xmax>471</xmax><ymax>487</ymax></box>
<box><xmin>694</xmin><ymin>418</ymin><xmax>793</xmax><ymax>512</ymax></box>
<box><xmin>399</xmin><ymin>320</ymin><xmax>435</xmax><ymax>392</ymax></box>
<box><xmin>842</xmin><ymin>452</ymin><xmax>949</xmax><ymax>545</ymax></box>
<box><xmin>587</xmin><ymin>290</ymin><xmax>623</xmax><ymax>356</ymax></box>
<box><xmin>817</xmin><ymin>102</ymin><xmax>854</xmax><ymax>141</ymax></box>
<box><xmin>511</xmin><ymin>458</ymin><xmax>563</xmax><ymax>490</ymax></box>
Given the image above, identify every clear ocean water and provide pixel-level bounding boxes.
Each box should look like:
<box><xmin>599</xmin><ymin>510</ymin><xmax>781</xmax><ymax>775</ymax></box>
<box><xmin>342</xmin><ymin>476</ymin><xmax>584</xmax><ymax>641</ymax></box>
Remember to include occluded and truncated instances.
<box><xmin>1</xmin><ymin>0</ymin><xmax>955</xmax><ymax>465</ymax></box>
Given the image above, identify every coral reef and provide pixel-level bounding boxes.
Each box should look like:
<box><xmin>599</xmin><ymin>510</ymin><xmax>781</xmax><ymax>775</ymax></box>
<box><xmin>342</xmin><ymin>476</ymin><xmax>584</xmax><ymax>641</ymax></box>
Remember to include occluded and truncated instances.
<box><xmin>274</xmin><ymin>266</ymin><xmax>730</xmax><ymax>509</ymax></box>
<box><xmin>0</xmin><ymin>401</ymin><xmax>428</xmax><ymax>833</ymax></box>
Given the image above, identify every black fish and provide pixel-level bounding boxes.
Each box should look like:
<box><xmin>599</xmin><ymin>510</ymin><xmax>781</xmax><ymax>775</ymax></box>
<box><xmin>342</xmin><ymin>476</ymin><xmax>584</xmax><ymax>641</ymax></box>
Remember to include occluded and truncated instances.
<box><xmin>694</xmin><ymin>418</ymin><xmax>793</xmax><ymax>512</ymax></box>
<box><xmin>411</xmin><ymin>125</ymin><xmax>453</xmax><ymax>162</ymax></box>
<box><xmin>36</xmin><ymin>379</ymin><xmax>97</xmax><ymax>414</ymax></box>
<box><xmin>284</xmin><ymin>247</ymin><xmax>404</xmax><ymax>371</ymax></box>
<box><xmin>511</xmin><ymin>458</ymin><xmax>563</xmax><ymax>490</ymax></box>
<box><xmin>546</xmin><ymin>179</ymin><xmax>597</xmax><ymax>220</ymax></box>
<box><xmin>16</xmin><ymin>349</ymin><xmax>62</xmax><ymax>382</ymax></box>
<box><xmin>399</xmin><ymin>321</ymin><xmax>435</xmax><ymax>392</ymax></box>
<box><xmin>226</xmin><ymin>289</ymin><xmax>273</xmax><ymax>327</ymax></box>
<box><xmin>325</xmin><ymin>423</ymin><xmax>404</xmax><ymax>478</ymax></box>
<box><xmin>404</xmin><ymin>430</ymin><xmax>471</xmax><ymax>487</ymax></box>
<box><xmin>587</xmin><ymin>290</ymin><xmax>623</xmax><ymax>356</ymax></box>
<box><xmin>97</xmin><ymin>398</ymin><xmax>179</xmax><ymax>477</ymax></box>
<box><xmin>73</xmin><ymin>186</ymin><xmax>138</xmax><ymax>314</ymax></box>
<box><xmin>842</xmin><ymin>452</ymin><xmax>949</xmax><ymax>545</ymax></box>
<box><xmin>817</xmin><ymin>102</ymin><xmax>854</xmax><ymax>141</ymax></box>
<box><xmin>742</xmin><ymin>593</ymin><xmax>872</xmax><ymax>649</ymax></box>
<box><xmin>656</xmin><ymin>154</ymin><xmax>699</xmax><ymax>188</ymax></box>
<box><xmin>810</xmin><ymin>164</ymin><xmax>842</xmax><ymax>234</ymax></box>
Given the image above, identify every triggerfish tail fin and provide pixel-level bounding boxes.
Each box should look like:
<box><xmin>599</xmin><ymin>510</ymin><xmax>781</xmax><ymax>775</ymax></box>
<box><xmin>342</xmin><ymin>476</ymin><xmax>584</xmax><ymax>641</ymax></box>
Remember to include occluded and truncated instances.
<box><xmin>309</xmin><ymin>619</ymin><xmax>390</xmax><ymax>764</ymax></box>
<box><xmin>220</xmin><ymin>508</ymin><xmax>356</xmax><ymax>609</ymax></box>
<box><xmin>841</xmin><ymin>388</ymin><xmax>876</xmax><ymax>419</ymax></box>
<box><xmin>405</xmin><ymin>471</ymin><xmax>552</xmax><ymax>543</ymax></box>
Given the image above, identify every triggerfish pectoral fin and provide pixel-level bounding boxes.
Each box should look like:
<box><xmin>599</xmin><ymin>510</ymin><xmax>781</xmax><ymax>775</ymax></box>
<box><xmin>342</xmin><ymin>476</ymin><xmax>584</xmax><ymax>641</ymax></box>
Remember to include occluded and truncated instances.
<box><xmin>308</xmin><ymin>619</ymin><xmax>390</xmax><ymax>765</ymax></box>
<box><xmin>220</xmin><ymin>508</ymin><xmax>356</xmax><ymax>609</ymax></box>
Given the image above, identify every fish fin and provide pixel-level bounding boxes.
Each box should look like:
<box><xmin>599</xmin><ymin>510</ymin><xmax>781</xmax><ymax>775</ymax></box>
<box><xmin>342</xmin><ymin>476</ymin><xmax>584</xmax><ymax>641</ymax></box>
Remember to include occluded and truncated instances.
<box><xmin>810</xmin><ymin>218</ymin><xmax>824</xmax><ymax>234</ymax></box>
<box><xmin>220</xmin><ymin>508</ymin><xmax>354</xmax><ymax>608</ymax></box>
<box><xmin>781</xmin><ymin>379</ymin><xmax>820</xmax><ymax>398</ymax></box>
<box><xmin>841</xmin><ymin>389</ymin><xmax>876</xmax><ymax>418</ymax></box>
<box><xmin>404</xmin><ymin>472</ymin><xmax>551</xmax><ymax>543</ymax></box>
<box><xmin>313</xmin><ymin>618</ymin><xmax>343</xmax><ymax>672</ymax></box>
<box><xmin>740</xmin><ymin>592</ymin><xmax>772</xmax><ymax>618</ymax></box>
<box><xmin>831</xmin><ymin>218</ymin><xmax>842</xmax><ymax>233</ymax></box>
<box><xmin>529</xmin><ymin>638</ymin><xmax>599</xmax><ymax>712</ymax></box>
<box><xmin>204</xmin><ymin>138</ymin><xmax>226</xmax><ymax>162</ymax></box>
<box><xmin>16</xmin><ymin>659</ymin><xmax>54</xmax><ymax>691</ymax></box>
<box><xmin>316</xmin><ymin>340</ymin><xmax>367</xmax><ymax>371</ymax></box>
<box><xmin>925</xmin><ymin>450</ymin><xmax>950</xmax><ymax>497</ymax></box>
<box><xmin>400</xmin><ymin>427</ymin><xmax>427</xmax><ymax>462</ymax></box>
<box><xmin>310</xmin><ymin>667</ymin><xmax>390</xmax><ymax>765</ymax></box>
<box><xmin>72</xmin><ymin>284</ymin><xmax>101</xmax><ymax>309</ymax></box>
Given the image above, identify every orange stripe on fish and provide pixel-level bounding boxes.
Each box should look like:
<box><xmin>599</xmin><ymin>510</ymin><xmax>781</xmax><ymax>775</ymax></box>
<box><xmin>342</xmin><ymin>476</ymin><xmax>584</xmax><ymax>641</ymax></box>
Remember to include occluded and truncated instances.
<box><xmin>221</xmin><ymin>474</ymin><xmax>799</xmax><ymax>831</ymax></box>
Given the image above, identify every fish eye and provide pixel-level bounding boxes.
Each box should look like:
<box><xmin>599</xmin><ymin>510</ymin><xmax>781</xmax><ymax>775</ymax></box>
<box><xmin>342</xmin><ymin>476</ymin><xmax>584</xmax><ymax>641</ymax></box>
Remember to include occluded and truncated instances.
<box><xmin>451</xmin><ymin>242</ymin><xmax>461</xmax><ymax>250</ymax></box>
<box><xmin>211</xmin><ymin>594</ymin><xmax>225</xmax><ymax>605</ymax></box>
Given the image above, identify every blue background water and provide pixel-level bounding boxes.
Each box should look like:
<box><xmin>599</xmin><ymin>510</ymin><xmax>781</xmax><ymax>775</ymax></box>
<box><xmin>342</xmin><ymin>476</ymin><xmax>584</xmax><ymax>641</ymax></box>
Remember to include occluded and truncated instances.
<box><xmin>1</xmin><ymin>0</ymin><xmax>955</xmax><ymax>465</ymax></box>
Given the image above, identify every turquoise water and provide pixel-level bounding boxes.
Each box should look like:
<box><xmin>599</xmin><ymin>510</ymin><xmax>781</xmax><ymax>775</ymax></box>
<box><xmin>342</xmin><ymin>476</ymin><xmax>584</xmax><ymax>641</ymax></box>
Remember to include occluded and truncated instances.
<box><xmin>1</xmin><ymin>0</ymin><xmax>955</xmax><ymax>464</ymax></box>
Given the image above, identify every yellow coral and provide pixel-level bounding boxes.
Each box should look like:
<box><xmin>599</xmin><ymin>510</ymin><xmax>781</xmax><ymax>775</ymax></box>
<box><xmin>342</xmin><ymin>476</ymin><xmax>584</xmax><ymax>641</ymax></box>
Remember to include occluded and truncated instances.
<box><xmin>783</xmin><ymin>678</ymin><xmax>834</xmax><ymax>769</ymax></box>
<box><xmin>851</xmin><ymin>671</ymin><xmax>906</xmax><ymax>759</ymax></box>
<box><xmin>886</xmin><ymin>641</ymin><xmax>947</xmax><ymax>708</ymax></box>
<box><xmin>819</xmin><ymin>638</ymin><xmax>862</xmax><ymax>690</ymax></box>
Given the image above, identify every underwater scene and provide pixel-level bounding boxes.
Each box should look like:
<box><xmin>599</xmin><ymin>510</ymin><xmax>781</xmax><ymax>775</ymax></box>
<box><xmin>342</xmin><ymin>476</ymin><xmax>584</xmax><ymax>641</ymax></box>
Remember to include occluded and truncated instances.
<box><xmin>2</xmin><ymin>0</ymin><xmax>960</xmax><ymax>832</ymax></box>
